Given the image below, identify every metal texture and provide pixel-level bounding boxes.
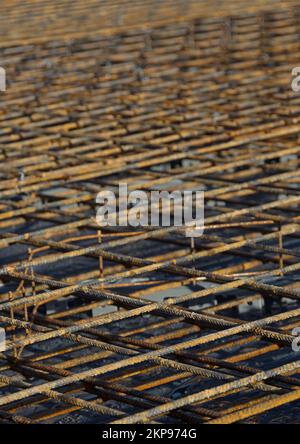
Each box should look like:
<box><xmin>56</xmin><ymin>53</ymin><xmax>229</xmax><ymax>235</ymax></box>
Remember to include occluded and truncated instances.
<box><xmin>1</xmin><ymin>0</ymin><xmax>300</xmax><ymax>424</ymax></box>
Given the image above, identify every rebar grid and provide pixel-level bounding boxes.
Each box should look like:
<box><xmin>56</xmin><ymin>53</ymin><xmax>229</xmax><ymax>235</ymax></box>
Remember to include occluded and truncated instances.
<box><xmin>1</xmin><ymin>0</ymin><xmax>300</xmax><ymax>424</ymax></box>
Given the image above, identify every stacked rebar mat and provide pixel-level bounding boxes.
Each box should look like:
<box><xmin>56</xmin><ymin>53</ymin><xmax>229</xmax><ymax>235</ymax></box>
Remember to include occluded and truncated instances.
<box><xmin>2</xmin><ymin>0</ymin><xmax>300</xmax><ymax>424</ymax></box>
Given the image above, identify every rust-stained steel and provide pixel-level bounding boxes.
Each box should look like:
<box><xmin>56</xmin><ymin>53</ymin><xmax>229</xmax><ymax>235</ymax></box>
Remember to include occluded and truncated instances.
<box><xmin>1</xmin><ymin>0</ymin><xmax>300</xmax><ymax>424</ymax></box>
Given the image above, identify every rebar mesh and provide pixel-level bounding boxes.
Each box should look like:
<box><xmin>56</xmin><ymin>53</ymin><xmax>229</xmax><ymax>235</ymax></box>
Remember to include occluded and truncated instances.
<box><xmin>1</xmin><ymin>0</ymin><xmax>300</xmax><ymax>424</ymax></box>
